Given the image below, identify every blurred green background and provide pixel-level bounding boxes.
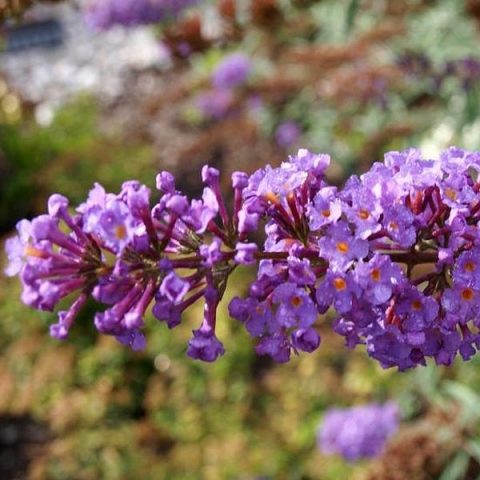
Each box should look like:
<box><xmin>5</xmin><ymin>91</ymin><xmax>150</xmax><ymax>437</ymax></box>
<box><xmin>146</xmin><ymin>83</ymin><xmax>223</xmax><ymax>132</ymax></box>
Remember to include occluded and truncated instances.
<box><xmin>3</xmin><ymin>0</ymin><xmax>480</xmax><ymax>478</ymax></box>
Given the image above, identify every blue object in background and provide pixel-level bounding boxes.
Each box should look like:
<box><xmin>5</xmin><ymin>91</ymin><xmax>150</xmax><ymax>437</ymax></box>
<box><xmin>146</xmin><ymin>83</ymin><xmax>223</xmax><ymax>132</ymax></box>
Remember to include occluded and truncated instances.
<box><xmin>4</xmin><ymin>18</ymin><xmax>64</xmax><ymax>52</ymax></box>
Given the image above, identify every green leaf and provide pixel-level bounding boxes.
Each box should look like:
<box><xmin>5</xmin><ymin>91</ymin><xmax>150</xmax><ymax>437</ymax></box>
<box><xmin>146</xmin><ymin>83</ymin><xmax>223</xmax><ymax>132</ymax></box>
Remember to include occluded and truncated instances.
<box><xmin>438</xmin><ymin>451</ymin><xmax>469</xmax><ymax>480</ymax></box>
<box><xmin>443</xmin><ymin>381</ymin><xmax>480</xmax><ymax>418</ymax></box>
<box><xmin>464</xmin><ymin>87</ymin><xmax>480</xmax><ymax>125</ymax></box>
<box><xmin>467</xmin><ymin>439</ymin><xmax>480</xmax><ymax>464</ymax></box>
<box><xmin>344</xmin><ymin>0</ymin><xmax>360</xmax><ymax>35</ymax></box>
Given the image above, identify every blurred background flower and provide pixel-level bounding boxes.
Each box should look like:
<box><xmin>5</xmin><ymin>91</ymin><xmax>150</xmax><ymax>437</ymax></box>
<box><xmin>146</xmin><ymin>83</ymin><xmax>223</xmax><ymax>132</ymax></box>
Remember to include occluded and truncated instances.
<box><xmin>318</xmin><ymin>402</ymin><xmax>399</xmax><ymax>461</ymax></box>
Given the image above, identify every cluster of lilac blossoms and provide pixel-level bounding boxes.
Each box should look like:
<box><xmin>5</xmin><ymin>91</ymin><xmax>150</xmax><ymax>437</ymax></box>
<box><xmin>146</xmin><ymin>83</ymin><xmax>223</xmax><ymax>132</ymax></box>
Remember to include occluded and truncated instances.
<box><xmin>318</xmin><ymin>402</ymin><xmax>399</xmax><ymax>461</ymax></box>
<box><xmin>6</xmin><ymin>147</ymin><xmax>480</xmax><ymax>368</ymax></box>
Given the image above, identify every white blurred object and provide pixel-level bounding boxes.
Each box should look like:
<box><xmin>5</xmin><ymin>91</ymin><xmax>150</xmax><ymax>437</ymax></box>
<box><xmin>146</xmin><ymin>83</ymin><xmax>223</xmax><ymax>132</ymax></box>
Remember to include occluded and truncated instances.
<box><xmin>420</xmin><ymin>121</ymin><xmax>455</xmax><ymax>158</ymax></box>
<box><xmin>35</xmin><ymin>102</ymin><xmax>55</xmax><ymax>126</ymax></box>
<box><xmin>0</xmin><ymin>3</ymin><xmax>168</xmax><ymax>122</ymax></box>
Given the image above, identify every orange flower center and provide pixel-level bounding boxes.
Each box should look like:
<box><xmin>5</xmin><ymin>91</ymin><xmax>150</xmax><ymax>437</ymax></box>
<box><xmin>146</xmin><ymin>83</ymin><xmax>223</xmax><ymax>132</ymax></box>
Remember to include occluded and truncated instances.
<box><xmin>24</xmin><ymin>245</ymin><xmax>46</xmax><ymax>258</ymax></box>
<box><xmin>411</xmin><ymin>300</ymin><xmax>422</xmax><ymax>311</ymax></box>
<box><xmin>115</xmin><ymin>225</ymin><xmax>127</xmax><ymax>240</ymax></box>
<box><xmin>291</xmin><ymin>296</ymin><xmax>303</xmax><ymax>307</ymax></box>
<box><xmin>465</xmin><ymin>261</ymin><xmax>476</xmax><ymax>273</ymax></box>
<box><xmin>462</xmin><ymin>288</ymin><xmax>474</xmax><ymax>301</ymax></box>
<box><xmin>336</xmin><ymin>242</ymin><xmax>349</xmax><ymax>254</ymax></box>
<box><xmin>389</xmin><ymin>221</ymin><xmax>398</xmax><ymax>230</ymax></box>
<box><xmin>445</xmin><ymin>188</ymin><xmax>457</xmax><ymax>201</ymax></box>
<box><xmin>264</xmin><ymin>191</ymin><xmax>279</xmax><ymax>204</ymax></box>
<box><xmin>322</xmin><ymin>209</ymin><xmax>331</xmax><ymax>218</ymax></box>
<box><xmin>371</xmin><ymin>269</ymin><xmax>381</xmax><ymax>282</ymax></box>
<box><xmin>358</xmin><ymin>209</ymin><xmax>370</xmax><ymax>220</ymax></box>
<box><xmin>333</xmin><ymin>278</ymin><xmax>347</xmax><ymax>291</ymax></box>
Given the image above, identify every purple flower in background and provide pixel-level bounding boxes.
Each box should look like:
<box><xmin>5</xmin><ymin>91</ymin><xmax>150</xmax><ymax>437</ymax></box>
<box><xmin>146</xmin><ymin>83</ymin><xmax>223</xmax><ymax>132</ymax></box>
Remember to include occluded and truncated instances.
<box><xmin>275</xmin><ymin>121</ymin><xmax>301</xmax><ymax>148</ymax></box>
<box><xmin>195</xmin><ymin>89</ymin><xmax>234</xmax><ymax>120</ymax></box>
<box><xmin>212</xmin><ymin>53</ymin><xmax>252</xmax><ymax>90</ymax></box>
<box><xmin>84</xmin><ymin>0</ymin><xmax>200</xmax><ymax>30</ymax></box>
<box><xmin>318</xmin><ymin>402</ymin><xmax>399</xmax><ymax>461</ymax></box>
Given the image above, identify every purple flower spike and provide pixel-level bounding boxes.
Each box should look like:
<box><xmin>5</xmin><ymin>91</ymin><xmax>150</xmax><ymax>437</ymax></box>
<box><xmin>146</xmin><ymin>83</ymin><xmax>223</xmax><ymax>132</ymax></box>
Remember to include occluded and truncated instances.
<box><xmin>11</xmin><ymin>146</ymin><xmax>480</xmax><ymax>369</ymax></box>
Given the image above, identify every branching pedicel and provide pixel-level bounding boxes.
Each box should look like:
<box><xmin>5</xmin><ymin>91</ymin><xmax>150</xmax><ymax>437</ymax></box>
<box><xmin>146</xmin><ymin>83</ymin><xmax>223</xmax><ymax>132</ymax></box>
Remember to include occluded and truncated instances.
<box><xmin>5</xmin><ymin>147</ymin><xmax>480</xmax><ymax>370</ymax></box>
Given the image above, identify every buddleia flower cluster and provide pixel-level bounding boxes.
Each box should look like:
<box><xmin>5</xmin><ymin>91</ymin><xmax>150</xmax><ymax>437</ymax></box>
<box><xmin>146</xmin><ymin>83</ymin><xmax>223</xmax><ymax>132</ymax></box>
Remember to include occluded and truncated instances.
<box><xmin>318</xmin><ymin>402</ymin><xmax>399</xmax><ymax>461</ymax></box>
<box><xmin>6</xmin><ymin>147</ymin><xmax>480</xmax><ymax>369</ymax></box>
<box><xmin>84</xmin><ymin>0</ymin><xmax>200</xmax><ymax>30</ymax></box>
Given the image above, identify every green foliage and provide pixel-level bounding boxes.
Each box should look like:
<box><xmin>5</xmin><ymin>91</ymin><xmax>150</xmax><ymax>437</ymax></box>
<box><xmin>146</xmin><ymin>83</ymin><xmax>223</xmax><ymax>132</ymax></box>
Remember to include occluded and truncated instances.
<box><xmin>0</xmin><ymin>96</ymin><xmax>154</xmax><ymax>232</ymax></box>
